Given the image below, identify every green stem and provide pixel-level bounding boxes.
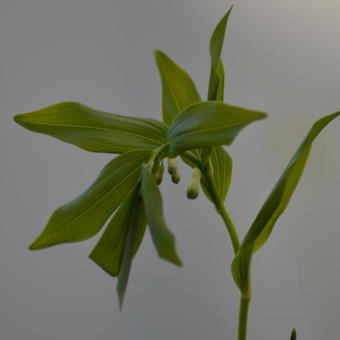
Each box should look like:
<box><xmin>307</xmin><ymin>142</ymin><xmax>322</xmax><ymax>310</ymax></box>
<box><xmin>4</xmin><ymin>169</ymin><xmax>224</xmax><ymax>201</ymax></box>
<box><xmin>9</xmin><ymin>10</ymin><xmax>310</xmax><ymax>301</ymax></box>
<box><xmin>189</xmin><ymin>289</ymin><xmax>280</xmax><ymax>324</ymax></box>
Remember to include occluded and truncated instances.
<box><xmin>202</xmin><ymin>167</ymin><xmax>240</xmax><ymax>254</ymax></box>
<box><xmin>238</xmin><ymin>296</ymin><xmax>250</xmax><ymax>340</ymax></box>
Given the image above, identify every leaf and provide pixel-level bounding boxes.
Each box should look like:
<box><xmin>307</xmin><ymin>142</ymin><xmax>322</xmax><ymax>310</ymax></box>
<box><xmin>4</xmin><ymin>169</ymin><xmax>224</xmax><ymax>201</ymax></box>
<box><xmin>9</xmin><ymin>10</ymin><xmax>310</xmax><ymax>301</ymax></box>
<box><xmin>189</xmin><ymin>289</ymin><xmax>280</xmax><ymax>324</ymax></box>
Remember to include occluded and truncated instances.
<box><xmin>182</xmin><ymin>146</ymin><xmax>232</xmax><ymax>202</ymax></box>
<box><xmin>208</xmin><ymin>6</ymin><xmax>233</xmax><ymax>101</ymax></box>
<box><xmin>168</xmin><ymin>101</ymin><xmax>267</xmax><ymax>156</ymax></box>
<box><xmin>232</xmin><ymin>111</ymin><xmax>340</xmax><ymax>293</ymax></box>
<box><xmin>14</xmin><ymin>101</ymin><xmax>168</xmax><ymax>154</ymax></box>
<box><xmin>141</xmin><ymin>165</ymin><xmax>182</xmax><ymax>266</ymax></box>
<box><xmin>154</xmin><ymin>50</ymin><xmax>201</xmax><ymax>124</ymax></box>
<box><xmin>116</xmin><ymin>194</ymin><xmax>144</xmax><ymax>309</ymax></box>
<box><xmin>290</xmin><ymin>328</ymin><xmax>297</xmax><ymax>340</ymax></box>
<box><xmin>29</xmin><ymin>149</ymin><xmax>152</xmax><ymax>250</ymax></box>
<box><xmin>154</xmin><ymin>48</ymin><xmax>233</xmax><ymax>202</ymax></box>
<box><xmin>89</xmin><ymin>193</ymin><xmax>147</xmax><ymax>277</ymax></box>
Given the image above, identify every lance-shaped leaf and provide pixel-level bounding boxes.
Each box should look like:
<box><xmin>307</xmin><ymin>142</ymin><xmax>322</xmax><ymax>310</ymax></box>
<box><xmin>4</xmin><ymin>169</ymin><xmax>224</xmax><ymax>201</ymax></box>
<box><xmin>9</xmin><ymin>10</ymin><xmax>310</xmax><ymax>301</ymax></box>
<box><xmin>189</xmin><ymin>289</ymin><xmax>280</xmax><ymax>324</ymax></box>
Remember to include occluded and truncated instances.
<box><xmin>232</xmin><ymin>111</ymin><xmax>340</xmax><ymax>293</ymax></box>
<box><xmin>168</xmin><ymin>101</ymin><xmax>267</xmax><ymax>157</ymax></box>
<box><xmin>14</xmin><ymin>101</ymin><xmax>168</xmax><ymax>154</ymax></box>
<box><xmin>29</xmin><ymin>149</ymin><xmax>152</xmax><ymax>250</ymax></box>
<box><xmin>89</xmin><ymin>193</ymin><xmax>147</xmax><ymax>278</ymax></box>
<box><xmin>154</xmin><ymin>50</ymin><xmax>201</xmax><ymax>124</ymax></box>
<box><xmin>116</xmin><ymin>194</ymin><xmax>144</xmax><ymax>308</ymax></box>
<box><xmin>208</xmin><ymin>6</ymin><xmax>233</xmax><ymax>101</ymax></box>
<box><xmin>141</xmin><ymin>165</ymin><xmax>182</xmax><ymax>266</ymax></box>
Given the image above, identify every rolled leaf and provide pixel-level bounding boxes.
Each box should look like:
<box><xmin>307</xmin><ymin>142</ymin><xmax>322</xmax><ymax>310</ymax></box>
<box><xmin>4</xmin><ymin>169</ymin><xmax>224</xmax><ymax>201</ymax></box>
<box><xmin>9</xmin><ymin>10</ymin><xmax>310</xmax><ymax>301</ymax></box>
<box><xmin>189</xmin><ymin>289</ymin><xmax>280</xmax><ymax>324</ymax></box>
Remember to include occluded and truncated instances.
<box><xmin>141</xmin><ymin>165</ymin><xmax>182</xmax><ymax>266</ymax></box>
<box><xmin>89</xmin><ymin>193</ymin><xmax>147</xmax><ymax>277</ymax></box>
<box><xmin>168</xmin><ymin>101</ymin><xmax>267</xmax><ymax>156</ymax></box>
<box><xmin>208</xmin><ymin>6</ymin><xmax>233</xmax><ymax>101</ymax></box>
<box><xmin>29</xmin><ymin>149</ymin><xmax>152</xmax><ymax>250</ymax></box>
<box><xmin>154</xmin><ymin>50</ymin><xmax>201</xmax><ymax>124</ymax></box>
<box><xmin>232</xmin><ymin>111</ymin><xmax>340</xmax><ymax>293</ymax></box>
<box><xmin>14</xmin><ymin>101</ymin><xmax>168</xmax><ymax>154</ymax></box>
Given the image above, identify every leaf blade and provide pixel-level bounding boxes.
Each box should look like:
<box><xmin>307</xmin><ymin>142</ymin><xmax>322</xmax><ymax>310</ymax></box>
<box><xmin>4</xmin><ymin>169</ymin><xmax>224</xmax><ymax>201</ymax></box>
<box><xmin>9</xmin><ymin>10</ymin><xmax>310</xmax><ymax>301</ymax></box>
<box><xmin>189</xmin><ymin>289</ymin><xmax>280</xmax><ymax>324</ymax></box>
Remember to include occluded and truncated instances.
<box><xmin>208</xmin><ymin>6</ymin><xmax>233</xmax><ymax>101</ymax></box>
<box><xmin>168</xmin><ymin>101</ymin><xmax>267</xmax><ymax>156</ymax></box>
<box><xmin>232</xmin><ymin>111</ymin><xmax>340</xmax><ymax>293</ymax></box>
<box><xmin>89</xmin><ymin>194</ymin><xmax>147</xmax><ymax>278</ymax></box>
<box><xmin>29</xmin><ymin>149</ymin><xmax>152</xmax><ymax>250</ymax></box>
<box><xmin>154</xmin><ymin>50</ymin><xmax>201</xmax><ymax>124</ymax></box>
<box><xmin>116</xmin><ymin>194</ymin><xmax>144</xmax><ymax>308</ymax></box>
<box><xmin>14</xmin><ymin>101</ymin><xmax>168</xmax><ymax>154</ymax></box>
<box><xmin>141</xmin><ymin>165</ymin><xmax>182</xmax><ymax>266</ymax></box>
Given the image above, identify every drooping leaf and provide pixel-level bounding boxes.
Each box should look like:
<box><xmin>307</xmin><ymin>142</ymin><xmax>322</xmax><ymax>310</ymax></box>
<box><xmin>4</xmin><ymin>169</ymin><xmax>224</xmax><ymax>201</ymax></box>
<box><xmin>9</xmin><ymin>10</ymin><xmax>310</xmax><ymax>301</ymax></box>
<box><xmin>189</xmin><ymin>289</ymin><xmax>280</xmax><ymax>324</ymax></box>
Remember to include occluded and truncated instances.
<box><xmin>168</xmin><ymin>101</ymin><xmax>267</xmax><ymax>156</ymax></box>
<box><xmin>14</xmin><ymin>101</ymin><xmax>168</xmax><ymax>154</ymax></box>
<box><xmin>290</xmin><ymin>328</ymin><xmax>297</xmax><ymax>340</ymax></box>
<box><xmin>141</xmin><ymin>165</ymin><xmax>182</xmax><ymax>266</ymax></box>
<box><xmin>208</xmin><ymin>6</ymin><xmax>233</xmax><ymax>101</ymax></box>
<box><xmin>29</xmin><ymin>149</ymin><xmax>152</xmax><ymax>250</ymax></box>
<box><xmin>89</xmin><ymin>193</ymin><xmax>147</xmax><ymax>277</ymax></box>
<box><xmin>154</xmin><ymin>50</ymin><xmax>201</xmax><ymax>124</ymax></box>
<box><xmin>232</xmin><ymin>111</ymin><xmax>340</xmax><ymax>293</ymax></box>
<box><xmin>116</xmin><ymin>194</ymin><xmax>144</xmax><ymax>309</ymax></box>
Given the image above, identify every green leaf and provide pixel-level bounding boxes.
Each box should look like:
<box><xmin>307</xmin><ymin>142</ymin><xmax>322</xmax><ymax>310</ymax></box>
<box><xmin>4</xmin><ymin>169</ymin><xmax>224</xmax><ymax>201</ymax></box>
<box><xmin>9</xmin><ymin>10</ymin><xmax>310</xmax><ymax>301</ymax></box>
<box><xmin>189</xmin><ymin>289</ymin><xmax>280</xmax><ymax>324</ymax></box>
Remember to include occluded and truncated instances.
<box><xmin>141</xmin><ymin>165</ymin><xmax>182</xmax><ymax>266</ymax></box>
<box><xmin>232</xmin><ymin>111</ymin><xmax>340</xmax><ymax>293</ymax></box>
<box><xmin>208</xmin><ymin>6</ymin><xmax>233</xmax><ymax>101</ymax></box>
<box><xmin>29</xmin><ymin>149</ymin><xmax>152</xmax><ymax>250</ymax></box>
<box><xmin>182</xmin><ymin>146</ymin><xmax>232</xmax><ymax>202</ymax></box>
<box><xmin>154</xmin><ymin>50</ymin><xmax>201</xmax><ymax>124</ymax></box>
<box><xmin>89</xmin><ymin>193</ymin><xmax>147</xmax><ymax>277</ymax></box>
<box><xmin>290</xmin><ymin>328</ymin><xmax>297</xmax><ymax>340</ymax></box>
<box><xmin>168</xmin><ymin>101</ymin><xmax>267</xmax><ymax>156</ymax></box>
<box><xmin>116</xmin><ymin>194</ymin><xmax>144</xmax><ymax>309</ymax></box>
<box><xmin>14</xmin><ymin>101</ymin><xmax>168</xmax><ymax>154</ymax></box>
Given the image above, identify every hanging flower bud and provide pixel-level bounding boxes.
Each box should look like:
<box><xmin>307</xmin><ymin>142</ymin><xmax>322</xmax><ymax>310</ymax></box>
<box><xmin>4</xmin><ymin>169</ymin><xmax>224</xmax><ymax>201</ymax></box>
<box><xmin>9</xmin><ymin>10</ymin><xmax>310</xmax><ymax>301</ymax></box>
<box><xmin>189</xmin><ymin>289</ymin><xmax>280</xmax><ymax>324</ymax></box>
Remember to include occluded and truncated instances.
<box><xmin>186</xmin><ymin>167</ymin><xmax>201</xmax><ymax>199</ymax></box>
<box><xmin>171</xmin><ymin>172</ymin><xmax>181</xmax><ymax>184</ymax></box>
<box><xmin>168</xmin><ymin>158</ymin><xmax>181</xmax><ymax>184</ymax></box>
<box><xmin>155</xmin><ymin>162</ymin><xmax>164</xmax><ymax>185</ymax></box>
<box><xmin>167</xmin><ymin>158</ymin><xmax>179</xmax><ymax>175</ymax></box>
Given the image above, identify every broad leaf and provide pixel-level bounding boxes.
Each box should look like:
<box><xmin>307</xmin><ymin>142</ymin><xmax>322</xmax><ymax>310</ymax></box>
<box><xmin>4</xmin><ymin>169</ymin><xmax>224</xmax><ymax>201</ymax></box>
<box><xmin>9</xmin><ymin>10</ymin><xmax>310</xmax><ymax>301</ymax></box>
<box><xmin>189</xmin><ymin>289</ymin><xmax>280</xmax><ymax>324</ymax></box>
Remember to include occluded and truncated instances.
<box><xmin>168</xmin><ymin>101</ymin><xmax>267</xmax><ymax>156</ymax></box>
<box><xmin>141</xmin><ymin>165</ymin><xmax>182</xmax><ymax>266</ymax></box>
<box><xmin>154</xmin><ymin>50</ymin><xmax>201</xmax><ymax>124</ymax></box>
<box><xmin>116</xmin><ymin>194</ymin><xmax>144</xmax><ymax>308</ymax></box>
<box><xmin>14</xmin><ymin>101</ymin><xmax>168</xmax><ymax>154</ymax></box>
<box><xmin>208</xmin><ymin>6</ymin><xmax>233</xmax><ymax>101</ymax></box>
<box><xmin>89</xmin><ymin>193</ymin><xmax>147</xmax><ymax>277</ymax></box>
<box><xmin>232</xmin><ymin>111</ymin><xmax>340</xmax><ymax>293</ymax></box>
<box><xmin>29</xmin><ymin>150</ymin><xmax>152</xmax><ymax>250</ymax></box>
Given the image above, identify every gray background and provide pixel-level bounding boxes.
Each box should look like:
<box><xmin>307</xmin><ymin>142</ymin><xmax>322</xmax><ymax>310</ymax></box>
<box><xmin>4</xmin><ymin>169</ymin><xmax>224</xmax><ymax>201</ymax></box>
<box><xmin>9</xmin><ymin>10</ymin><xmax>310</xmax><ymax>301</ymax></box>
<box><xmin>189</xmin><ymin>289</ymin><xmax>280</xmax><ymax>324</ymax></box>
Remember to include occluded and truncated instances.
<box><xmin>1</xmin><ymin>0</ymin><xmax>340</xmax><ymax>339</ymax></box>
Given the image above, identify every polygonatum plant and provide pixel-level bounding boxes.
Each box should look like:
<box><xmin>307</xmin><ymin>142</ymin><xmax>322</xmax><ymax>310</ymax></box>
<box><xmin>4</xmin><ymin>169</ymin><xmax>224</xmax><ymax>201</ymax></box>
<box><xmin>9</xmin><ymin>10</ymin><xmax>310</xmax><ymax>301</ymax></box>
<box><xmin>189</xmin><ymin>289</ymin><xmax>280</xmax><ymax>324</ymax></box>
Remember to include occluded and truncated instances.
<box><xmin>13</xmin><ymin>6</ymin><xmax>339</xmax><ymax>340</ymax></box>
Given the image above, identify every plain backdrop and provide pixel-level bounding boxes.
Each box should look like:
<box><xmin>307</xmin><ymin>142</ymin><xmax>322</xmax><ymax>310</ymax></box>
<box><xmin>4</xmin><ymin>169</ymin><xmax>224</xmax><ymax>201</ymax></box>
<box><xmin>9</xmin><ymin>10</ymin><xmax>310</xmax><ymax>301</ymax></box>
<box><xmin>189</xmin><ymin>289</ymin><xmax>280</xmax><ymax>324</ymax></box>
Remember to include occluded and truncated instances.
<box><xmin>1</xmin><ymin>0</ymin><xmax>340</xmax><ymax>339</ymax></box>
